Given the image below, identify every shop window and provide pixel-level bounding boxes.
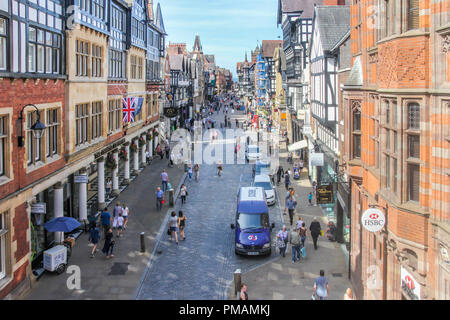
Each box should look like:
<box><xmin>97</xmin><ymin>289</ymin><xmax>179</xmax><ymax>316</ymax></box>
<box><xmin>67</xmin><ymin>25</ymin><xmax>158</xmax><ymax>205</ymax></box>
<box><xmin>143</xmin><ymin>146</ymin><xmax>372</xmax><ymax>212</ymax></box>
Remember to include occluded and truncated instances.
<box><xmin>0</xmin><ymin>116</ymin><xmax>7</xmax><ymax>177</ymax></box>
<box><xmin>0</xmin><ymin>211</ymin><xmax>9</xmax><ymax>280</ymax></box>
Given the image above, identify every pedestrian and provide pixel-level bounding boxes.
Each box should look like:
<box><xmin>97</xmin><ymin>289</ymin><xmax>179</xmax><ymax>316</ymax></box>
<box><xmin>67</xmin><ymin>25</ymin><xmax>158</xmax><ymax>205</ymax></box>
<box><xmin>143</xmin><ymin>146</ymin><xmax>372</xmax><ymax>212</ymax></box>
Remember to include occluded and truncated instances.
<box><xmin>217</xmin><ymin>161</ymin><xmax>223</xmax><ymax>176</ymax></box>
<box><xmin>105</xmin><ymin>177</ymin><xmax>112</xmax><ymax>197</ymax></box>
<box><xmin>157</xmin><ymin>144</ymin><xmax>163</xmax><ymax>159</ymax></box>
<box><xmin>178</xmin><ymin>210</ymin><xmax>187</xmax><ymax>241</ymax></box>
<box><xmin>115</xmin><ymin>212</ymin><xmax>124</xmax><ymax>238</ymax></box>
<box><xmin>310</xmin><ymin>217</ymin><xmax>322</xmax><ymax>250</ymax></box>
<box><xmin>161</xmin><ymin>169</ymin><xmax>169</xmax><ymax>192</ymax></box>
<box><xmin>308</xmin><ymin>192</ymin><xmax>313</xmax><ymax>206</ymax></box>
<box><xmin>299</xmin><ymin>159</ymin><xmax>304</xmax><ymax>174</ymax></box>
<box><xmin>169</xmin><ymin>151</ymin><xmax>174</xmax><ymax>167</ymax></box>
<box><xmin>88</xmin><ymin>223</ymin><xmax>100</xmax><ymax>258</ymax></box>
<box><xmin>102</xmin><ymin>227</ymin><xmax>115</xmax><ymax>259</ymax></box>
<box><xmin>285</xmin><ymin>195</ymin><xmax>297</xmax><ymax>226</ymax></box>
<box><xmin>156</xmin><ymin>187</ymin><xmax>164</xmax><ymax>211</ymax></box>
<box><xmin>146</xmin><ymin>150</ymin><xmax>151</xmax><ymax>164</ymax></box>
<box><xmin>194</xmin><ymin>163</ymin><xmax>200</xmax><ymax>182</ymax></box>
<box><xmin>284</xmin><ymin>170</ymin><xmax>290</xmax><ymax>190</ymax></box>
<box><xmin>187</xmin><ymin>164</ymin><xmax>193</xmax><ymax>181</ymax></box>
<box><xmin>276</xmin><ymin>165</ymin><xmax>284</xmax><ymax>185</ymax></box>
<box><xmin>180</xmin><ymin>184</ymin><xmax>188</xmax><ymax>205</ymax></box>
<box><xmin>313</xmin><ymin>270</ymin><xmax>329</xmax><ymax>300</ymax></box>
<box><xmin>112</xmin><ymin>202</ymin><xmax>122</xmax><ymax>230</ymax></box>
<box><xmin>239</xmin><ymin>284</ymin><xmax>248</xmax><ymax>300</ymax></box>
<box><xmin>296</xmin><ymin>216</ymin><xmax>304</xmax><ymax>231</ymax></box>
<box><xmin>344</xmin><ymin>288</ymin><xmax>356</xmax><ymax>300</ymax></box>
<box><xmin>289</xmin><ymin>228</ymin><xmax>302</xmax><ymax>263</ymax></box>
<box><xmin>165</xmin><ymin>144</ymin><xmax>170</xmax><ymax>159</ymax></box>
<box><xmin>168</xmin><ymin>211</ymin><xmax>179</xmax><ymax>245</ymax></box>
<box><xmin>276</xmin><ymin>225</ymin><xmax>289</xmax><ymax>257</ymax></box>
<box><xmin>299</xmin><ymin>222</ymin><xmax>307</xmax><ymax>248</ymax></box>
<box><xmin>122</xmin><ymin>203</ymin><xmax>129</xmax><ymax>230</ymax></box>
<box><xmin>100</xmin><ymin>207</ymin><xmax>112</xmax><ymax>236</ymax></box>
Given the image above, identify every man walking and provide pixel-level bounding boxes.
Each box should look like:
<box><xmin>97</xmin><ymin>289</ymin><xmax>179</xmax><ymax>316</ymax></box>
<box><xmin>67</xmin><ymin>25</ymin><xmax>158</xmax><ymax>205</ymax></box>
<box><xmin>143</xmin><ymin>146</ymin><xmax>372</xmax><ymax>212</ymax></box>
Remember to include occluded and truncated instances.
<box><xmin>289</xmin><ymin>228</ymin><xmax>302</xmax><ymax>263</ymax></box>
<box><xmin>194</xmin><ymin>163</ymin><xmax>200</xmax><ymax>182</ymax></box>
<box><xmin>284</xmin><ymin>170</ymin><xmax>291</xmax><ymax>190</ymax></box>
<box><xmin>276</xmin><ymin>165</ymin><xmax>284</xmax><ymax>185</ymax></box>
<box><xmin>100</xmin><ymin>208</ymin><xmax>112</xmax><ymax>236</ymax></box>
<box><xmin>156</xmin><ymin>187</ymin><xmax>164</xmax><ymax>211</ymax></box>
<box><xmin>161</xmin><ymin>169</ymin><xmax>169</xmax><ymax>192</ymax></box>
<box><xmin>309</xmin><ymin>217</ymin><xmax>322</xmax><ymax>250</ymax></box>
<box><xmin>313</xmin><ymin>270</ymin><xmax>329</xmax><ymax>300</ymax></box>
<box><xmin>285</xmin><ymin>195</ymin><xmax>297</xmax><ymax>226</ymax></box>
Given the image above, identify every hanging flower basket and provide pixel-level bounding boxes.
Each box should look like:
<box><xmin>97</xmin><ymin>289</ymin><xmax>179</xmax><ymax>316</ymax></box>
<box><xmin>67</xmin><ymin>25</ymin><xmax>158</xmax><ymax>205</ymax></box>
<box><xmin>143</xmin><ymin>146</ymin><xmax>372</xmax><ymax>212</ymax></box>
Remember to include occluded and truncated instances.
<box><xmin>130</xmin><ymin>143</ymin><xmax>138</xmax><ymax>153</ymax></box>
<box><xmin>105</xmin><ymin>154</ymin><xmax>117</xmax><ymax>170</ymax></box>
<box><xmin>146</xmin><ymin>133</ymin><xmax>152</xmax><ymax>140</ymax></box>
<box><xmin>138</xmin><ymin>137</ymin><xmax>146</xmax><ymax>147</ymax></box>
<box><xmin>153</xmin><ymin>129</ymin><xmax>159</xmax><ymax>136</ymax></box>
<box><xmin>119</xmin><ymin>148</ymin><xmax>128</xmax><ymax>161</ymax></box>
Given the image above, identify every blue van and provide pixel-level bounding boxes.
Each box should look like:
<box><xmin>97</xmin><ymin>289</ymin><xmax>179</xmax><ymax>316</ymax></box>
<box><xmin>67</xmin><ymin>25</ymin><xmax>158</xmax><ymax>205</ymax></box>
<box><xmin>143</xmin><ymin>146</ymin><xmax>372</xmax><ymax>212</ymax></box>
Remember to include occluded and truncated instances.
<box><xmin>231</xmin><ymin>187</ymin><xmax>275</xmax><ymax>256</ymax></box>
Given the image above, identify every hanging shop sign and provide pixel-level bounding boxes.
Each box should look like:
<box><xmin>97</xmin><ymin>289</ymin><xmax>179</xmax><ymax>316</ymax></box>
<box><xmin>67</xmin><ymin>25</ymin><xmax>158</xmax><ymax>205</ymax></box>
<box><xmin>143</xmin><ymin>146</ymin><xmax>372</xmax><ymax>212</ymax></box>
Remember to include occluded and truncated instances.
<box><xmin>310</xmin><ymin>153</ymin><xmax>324</xmax><ymax>166</ymax></box>
<box><xmin>164</xmin><ymin>107</ymin><xmax>179</xmax><ymax>118</ymax></box>
<box><xmin>316</xmin><ymin>184</ymin><xmax>333</xmax><ymax>204</ymax></box>
<box><xmin>361</xmin><ymin>208</ymin><xmax>385</xmax><ymax>233</ymax></box>
<box><xmin>288</xmin><ymin>140</ymin><xmax>308</xmax><ymax>152</ymax></box>
<box><xmin>31</xmin><ymin>203</ymin><xmax>46</xmax><ymax>214</ymax></box>
<box><xmin>74</xmin><ymin>175</ymin><xmax>88</xmax><ymax>184</ymax></box>
<box><xmin>401</xmin><ymin>266</ymin><xmax>421</xmax><ymax>300</ymax></box>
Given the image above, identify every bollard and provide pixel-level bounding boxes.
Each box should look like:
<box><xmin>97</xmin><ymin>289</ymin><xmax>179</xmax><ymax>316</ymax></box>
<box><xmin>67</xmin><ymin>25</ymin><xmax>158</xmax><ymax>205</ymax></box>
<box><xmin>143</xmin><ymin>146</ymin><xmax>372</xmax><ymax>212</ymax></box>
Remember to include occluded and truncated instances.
<box><xmin>168</xmin><ymin>188</ymin><xmax>175</xmax><ymax>206</ymax></box>
<box><xmin>234</xmin><ymin>269</ymin><xmax>242</xmax><ymax>297</ymax></box>
<box><xmin>140</xmin><ymin>232</ymin><xmax>146</xmax><ymax>253</ymax></box>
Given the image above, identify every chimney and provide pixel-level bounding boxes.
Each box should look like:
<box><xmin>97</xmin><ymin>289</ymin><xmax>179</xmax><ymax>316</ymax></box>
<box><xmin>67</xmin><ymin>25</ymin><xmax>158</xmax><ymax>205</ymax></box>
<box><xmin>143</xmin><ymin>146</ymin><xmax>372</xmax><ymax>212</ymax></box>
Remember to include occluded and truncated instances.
<box><xmin>323</xmin><ymin>0</ymin><xmax>346</xmax><ymax>5</ymax></box>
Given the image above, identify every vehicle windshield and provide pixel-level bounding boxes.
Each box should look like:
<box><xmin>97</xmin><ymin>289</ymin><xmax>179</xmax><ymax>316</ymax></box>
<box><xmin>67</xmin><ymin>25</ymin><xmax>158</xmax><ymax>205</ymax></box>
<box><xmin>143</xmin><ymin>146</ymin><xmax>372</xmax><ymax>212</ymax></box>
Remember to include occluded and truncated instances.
<box><xmin>254</xmin><ymin>182</ymin><xmax>272</xmax><ymax>190</ymax></box>
<box><xmin>237</xmin><ymin>213</ymin><xmax>270</xmax><ymax>229</ymax></box>
<box><xmin>248</xmin><ymin>147</ymin><xmax>259</xmax><ymax>153</ymax></box>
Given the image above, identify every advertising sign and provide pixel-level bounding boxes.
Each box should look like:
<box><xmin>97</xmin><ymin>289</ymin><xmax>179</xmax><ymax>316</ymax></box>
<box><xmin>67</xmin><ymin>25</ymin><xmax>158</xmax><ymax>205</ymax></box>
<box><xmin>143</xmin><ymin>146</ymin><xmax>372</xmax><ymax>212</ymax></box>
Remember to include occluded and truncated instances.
<box><xmin>316</xmin><ymin>185</ymin><xmax>333</xmax><ymax>204</ymax></box>
<box><xmin>310</xmin><ymin>153</ymin><xmax>324</xmax><ymax>166</ymax></box>
<box><xmin>164</xmin><ymin>107</ymin><xmax>178</xmax><ymax>118</ymax></box>
<box><xmin>31</xmin><ymin>203</ymin><xmax>46</xmax><ymax>214</ymax></box>
<box><xmin>288</xmin><ymin>140</ymin><xmax>308</xmax><ymax>152</ymax></box>
<box><xmin>361</xmin><ymin>208</ymin><xmax>385</xmax><ymax>232</ymax></box>
<box><xmin>401</xmin><ymin>266</ymin><xmax>421</xmax><ymax>300</ymax></box>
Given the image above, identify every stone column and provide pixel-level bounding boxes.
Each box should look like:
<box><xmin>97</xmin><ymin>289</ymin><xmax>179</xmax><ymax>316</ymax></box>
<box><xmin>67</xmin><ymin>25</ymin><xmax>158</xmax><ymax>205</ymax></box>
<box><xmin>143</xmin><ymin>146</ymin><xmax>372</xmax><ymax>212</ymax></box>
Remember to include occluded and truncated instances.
<box><xmin>53</xmin><ymin>182</ymin><xmax>64</xmax><ymax>243</ymax></box>
<box><xmin>148</xmin><ymin>135</ymin><xmax>153</xmax><ymax>157</ymax></box>
<box><xmin>123</xmin><ymin>142</ymin><xmax>130</xmax><ymax>185</ymax></box>
<box><xmin>111</xmin><ymin>149</ymin><xmax>120</xmax><ymax>196</ymax></box>
<box><xmin>97</xmin><ymin>157</ymin><xmax>106</xmax><ymax>210</ymax></box>
<box><xmin>133</xmin><ymin>140</ymin><xmax>139</xmax><ymax>175</ymax></box>
<box><xmin>141</xmin><ymin>135</ymin><xmax>147</xmax><ymax>166</ymax></box>
<box><xmin>78</xmin><ymin>168</ymin><xmax>88</xmax><ymax>222</ymax></box>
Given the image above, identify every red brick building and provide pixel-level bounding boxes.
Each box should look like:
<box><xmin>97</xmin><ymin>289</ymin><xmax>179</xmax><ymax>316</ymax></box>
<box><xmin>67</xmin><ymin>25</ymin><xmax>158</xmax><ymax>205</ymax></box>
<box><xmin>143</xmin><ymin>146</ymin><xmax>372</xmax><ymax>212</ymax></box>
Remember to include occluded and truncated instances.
<box><xmin>342</xmin><ymin>0</ymin><xmax>449</xmax><ymax>300</ymax></box>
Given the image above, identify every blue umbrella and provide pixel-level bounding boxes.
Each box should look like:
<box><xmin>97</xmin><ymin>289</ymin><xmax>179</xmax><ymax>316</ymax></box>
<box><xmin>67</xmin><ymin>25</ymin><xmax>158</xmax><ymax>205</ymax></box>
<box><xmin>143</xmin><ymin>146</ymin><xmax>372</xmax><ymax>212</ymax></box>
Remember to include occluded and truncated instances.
<box><xmin>44</xmin><ymin>217</ymin><xmax>81</xmax><ymax>233</ymax></box>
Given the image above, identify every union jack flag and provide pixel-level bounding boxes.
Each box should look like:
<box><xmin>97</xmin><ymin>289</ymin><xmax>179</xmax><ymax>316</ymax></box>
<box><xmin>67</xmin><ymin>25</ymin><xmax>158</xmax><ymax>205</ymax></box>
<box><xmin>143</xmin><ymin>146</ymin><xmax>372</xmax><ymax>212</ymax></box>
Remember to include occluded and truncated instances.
<box><xmin>122</xmin><ymin>97</ymin><xmax>136</xmax><ymax>123</ymax></box>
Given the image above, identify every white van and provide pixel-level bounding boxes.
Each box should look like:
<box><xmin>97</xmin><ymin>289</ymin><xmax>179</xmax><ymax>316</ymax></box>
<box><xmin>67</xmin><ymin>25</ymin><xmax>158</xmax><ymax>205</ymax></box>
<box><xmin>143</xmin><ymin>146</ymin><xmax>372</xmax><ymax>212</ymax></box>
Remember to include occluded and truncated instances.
<box><xmin>253</xmin><ymin>174</ymin><xmax>276</xmax><ymax>206</ymax></box>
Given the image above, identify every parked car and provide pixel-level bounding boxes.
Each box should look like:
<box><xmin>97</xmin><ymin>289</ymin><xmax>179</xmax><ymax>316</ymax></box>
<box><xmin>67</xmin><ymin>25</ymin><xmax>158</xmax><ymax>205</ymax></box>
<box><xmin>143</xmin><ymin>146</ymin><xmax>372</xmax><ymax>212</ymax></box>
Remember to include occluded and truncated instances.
<box><xmin>253</xmin><ymin>174</ymin><xmax>276</xmax><ymax>206</ymax></box>
<box><xmin>245</xmin><ymin>145</ymin><xmax>261</xmax><ymax>162</ymax></box>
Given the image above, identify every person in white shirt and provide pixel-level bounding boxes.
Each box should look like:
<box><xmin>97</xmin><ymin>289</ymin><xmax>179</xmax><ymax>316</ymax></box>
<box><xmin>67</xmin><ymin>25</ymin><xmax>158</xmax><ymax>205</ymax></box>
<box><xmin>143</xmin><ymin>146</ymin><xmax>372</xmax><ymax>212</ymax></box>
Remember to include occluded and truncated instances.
<box><xmin>122</xmin><ymin>204</ymin><xmax>129</xmax><ymax>229</ymax></box>
<box><xmin>114</xmin><ymin>213</ymin><xmax>124</xmax><ymax>237</ymax></box>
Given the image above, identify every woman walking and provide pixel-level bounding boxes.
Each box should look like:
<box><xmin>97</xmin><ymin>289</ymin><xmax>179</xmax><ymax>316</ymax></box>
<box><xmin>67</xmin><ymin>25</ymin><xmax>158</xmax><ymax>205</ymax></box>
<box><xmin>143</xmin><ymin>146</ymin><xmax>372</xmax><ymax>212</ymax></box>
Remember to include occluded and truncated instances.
<box><xmin>168</xmin><ymin>211</ymin><xmax>179</xmax><ymax>245</ymax></box>
<box><xmin>194</xmin><ymin>163</ymin><xmax>200</xmax><ymax>182</ymax></box>
<box><xmin>180</xmin><ymin>184</ymin><xmax>188</xmax><ymax>205</ymax></box>
<box><xmin>187</xmin><ymin>165</ymin><xmax>193</xmax><ymax>181</ymax></box>
<box><xmin>178</xmin><ymin>211</ymin><xmax>187</xmax><ymax>241</ymax></box>
<box><xmin>122</xmin><ymin>203</ymin><xmax>129</xmax><ymax>230</ymax></box>
<box><xmin>88</xmin><ymin>223</ymin><xmax>100</xmax><ymax>258</ymax></box>
<box><xmin>102</xmin><ymin>227</ymin><xmax>115</xmax><ymax>259</ymax></box>
<box><xmin>277</xmin><ymin>226</ymin><xmax>289</xmax><ymax>257</ymax></box>
<box><xmin>299</xmin><ymin>222</ymin><xmax>307</xmax><ymax>248</ymax></box>
<box><xmin>217</xmin><ymin>162</ymin><xmax>223</xmax><ymax>176</ymax></box>
<box><xmin>310</xmin><ymin>217</ymin><xmax>322</xmax><ymax>250</ymax></box>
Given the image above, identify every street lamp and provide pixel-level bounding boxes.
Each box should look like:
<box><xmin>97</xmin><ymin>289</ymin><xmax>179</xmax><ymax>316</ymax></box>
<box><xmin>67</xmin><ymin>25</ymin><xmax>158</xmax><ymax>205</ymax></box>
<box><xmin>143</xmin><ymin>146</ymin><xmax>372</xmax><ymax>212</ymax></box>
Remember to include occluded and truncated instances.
<box><xmin>18</xmin><ymin>104</ymin><xmax>45</xmax><ymax>147</ymax></box>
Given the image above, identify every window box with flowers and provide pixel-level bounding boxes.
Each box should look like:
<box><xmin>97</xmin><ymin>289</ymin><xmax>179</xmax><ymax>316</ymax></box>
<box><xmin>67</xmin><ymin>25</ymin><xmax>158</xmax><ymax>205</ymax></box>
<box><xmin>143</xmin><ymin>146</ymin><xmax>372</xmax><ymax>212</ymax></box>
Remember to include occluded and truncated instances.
<box><xmin>130</xmin><ymin>143</ymin><xmax>138</xmax><ymax>153</ymax></box>
<box><xmin>119</xmin><ymin>148</ymin><xmax>128</xmax><ymax>161</ymax></box>
<box><xmin>138</xmin><ymin>137</ymin><xmax>146</xmax><ymax>147</ymax></box>
<box><xmin>146</xmin><ymin>132</ymin><xmax>153</xmax><ymax>141</ymax></box>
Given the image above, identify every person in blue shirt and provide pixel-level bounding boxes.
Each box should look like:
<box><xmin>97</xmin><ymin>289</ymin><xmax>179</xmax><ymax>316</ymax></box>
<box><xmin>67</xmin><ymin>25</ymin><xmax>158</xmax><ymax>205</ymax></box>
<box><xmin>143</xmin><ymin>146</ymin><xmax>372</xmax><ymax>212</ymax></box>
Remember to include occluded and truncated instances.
<box><xmin>156</xmin><ymin>187</ymin><xmax>164</xmax><ymax>211</ymax></box>
<box><xmin>88</xmin><ymin>223</ymin><xmax>100</xmax><ymax>258</ymax></box>
<box><xmin>100</xmin><ymin>208</ymin><xmax>112</xmax><ymax>236</ymax></box>
<box><xmin>286</xmin><ymin>195</ymin><xmax>297</xmax><ymax>226</ymax></box>
<box><xmin>313</xmin><ymin>270</ymin><xmax>329</xmax><ymax>300</ymax></box>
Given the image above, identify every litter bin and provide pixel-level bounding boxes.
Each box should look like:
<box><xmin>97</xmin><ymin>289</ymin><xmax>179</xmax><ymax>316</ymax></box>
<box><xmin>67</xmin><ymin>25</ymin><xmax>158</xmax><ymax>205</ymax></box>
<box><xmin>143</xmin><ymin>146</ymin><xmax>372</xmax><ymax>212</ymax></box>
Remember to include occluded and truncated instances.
<box><xmin>168</xmin><ymin>188</ymin><xmax>175</xmax><ymax>206</ymax></box>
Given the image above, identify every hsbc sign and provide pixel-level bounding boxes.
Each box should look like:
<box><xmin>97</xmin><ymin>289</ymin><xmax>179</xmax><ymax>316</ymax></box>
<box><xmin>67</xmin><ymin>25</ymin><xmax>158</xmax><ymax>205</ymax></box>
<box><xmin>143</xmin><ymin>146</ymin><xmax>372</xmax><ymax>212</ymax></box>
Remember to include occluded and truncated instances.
<box><xmin>361</xmin><ymin>208</ymin><xmax>385</xmax><ymax>232</ymax></box>
<box><xmin>401</xmin><ymin>267</ymin><xmax>420</xmax><ymax>300</ymax></box>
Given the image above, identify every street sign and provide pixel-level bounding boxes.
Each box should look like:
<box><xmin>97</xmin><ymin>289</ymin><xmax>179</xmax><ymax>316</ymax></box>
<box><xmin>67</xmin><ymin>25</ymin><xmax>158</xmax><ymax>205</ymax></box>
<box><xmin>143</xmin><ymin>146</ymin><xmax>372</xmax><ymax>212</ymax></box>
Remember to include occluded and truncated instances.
<box><xmin>164</xmin><ymin>107</ymin><xmax>178</xmax><ymax>118</ymax></box>
<box><xmin>310</xmin><ymin>153</ymin><xmax>324</xmax><ymax>166</ymax></box>
<box><xmin>31</xmin><ymin>203</ymin><xmax>46</xmax><ymax>214</ymax></box>
<box><xmin>316</xmin><ymin>185</ymin><xmax>333</xmax><ymax>204</ymax></box>
<box><xmin>361</xmin><ymin>208</ymin><xmax>385</xmax><ymax>232</ymax></box>
<box><xmin>74</xmin><ymin>175</ymin><xmax>88</xmax><ymax>184</ymax></box>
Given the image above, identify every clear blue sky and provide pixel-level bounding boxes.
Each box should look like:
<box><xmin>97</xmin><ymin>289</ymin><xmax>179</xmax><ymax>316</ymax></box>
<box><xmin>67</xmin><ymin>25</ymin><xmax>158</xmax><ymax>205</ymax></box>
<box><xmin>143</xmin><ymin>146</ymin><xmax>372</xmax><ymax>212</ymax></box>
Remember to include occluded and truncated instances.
<box><xmin>157</xmin><ymin>0</ymin><xmax>282</xmax><ymax>80</ymax></box>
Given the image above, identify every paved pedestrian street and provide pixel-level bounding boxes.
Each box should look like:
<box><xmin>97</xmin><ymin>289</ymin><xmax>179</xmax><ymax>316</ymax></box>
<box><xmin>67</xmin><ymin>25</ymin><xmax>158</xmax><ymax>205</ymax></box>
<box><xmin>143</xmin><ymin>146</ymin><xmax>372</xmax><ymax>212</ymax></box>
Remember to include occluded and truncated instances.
<box><xmin>135</xmin><ymin>119</ymin><xmax>284</xmax><ymax>300</ymax></box>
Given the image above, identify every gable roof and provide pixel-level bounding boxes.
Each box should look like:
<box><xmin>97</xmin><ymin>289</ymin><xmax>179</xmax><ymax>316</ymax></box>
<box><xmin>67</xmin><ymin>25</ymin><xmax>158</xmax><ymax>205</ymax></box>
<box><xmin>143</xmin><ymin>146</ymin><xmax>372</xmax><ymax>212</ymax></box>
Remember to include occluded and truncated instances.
<box><xmin>313</xmin><ymin>5</ymin><xmax>350</xmax><ymax>52</ymax></box>
<box><xmin>344</xmin><ymin>56</ymin><xmax>363</xmax><ymax>86</ymax></box>
<box><xmin>278</xmin><ymin>0</ymin><xmax>324</xmax><ymax>24</ymax></box>
<box><xmin>154</xmin><ymin>3</ymin><xmax>166</xmax><ymax>35</ymax></box>
<box><xmin>262</xmin><ymin>40</ymin><xmax>283</xmax><ymax>58</ymax></box>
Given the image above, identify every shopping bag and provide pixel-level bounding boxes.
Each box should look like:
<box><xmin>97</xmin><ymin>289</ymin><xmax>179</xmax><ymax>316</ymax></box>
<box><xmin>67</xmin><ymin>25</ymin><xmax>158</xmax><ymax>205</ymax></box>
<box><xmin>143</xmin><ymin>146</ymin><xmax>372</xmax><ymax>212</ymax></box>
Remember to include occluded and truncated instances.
<box><xmin>311</xmin><ymin>293</ymin><xmax>316</xmax><ymax>300</ymax></box>
<box><xmin>161</xmin><ymin>199</ymin><xmax>165</xmax><ymax>204</ymax></box>
<box><xmin>301</xmin><ymin>247</ymin><xmax>306</xmax><ymax>258</ymax></box>
<box><xmin>320</xmin><ymin>230</ymin><xmax>324</xmax><ymax>237</ymax></box>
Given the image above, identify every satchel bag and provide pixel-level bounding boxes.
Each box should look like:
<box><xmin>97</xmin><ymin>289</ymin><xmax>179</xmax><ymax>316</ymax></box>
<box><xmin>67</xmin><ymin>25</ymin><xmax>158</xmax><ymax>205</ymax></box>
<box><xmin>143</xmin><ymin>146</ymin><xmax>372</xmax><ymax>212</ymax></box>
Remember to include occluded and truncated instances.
<box><xmin>167</xmin><ymin>228</ymin><xmax>171</xmax><ymax>235</ymax></box>
<box><xmin>276</xmin><ymin>238</ymin><xmax>286</xmax><ymax>248</ymax></box>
